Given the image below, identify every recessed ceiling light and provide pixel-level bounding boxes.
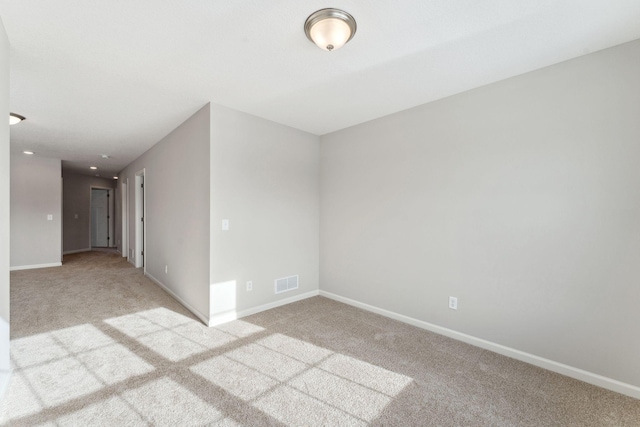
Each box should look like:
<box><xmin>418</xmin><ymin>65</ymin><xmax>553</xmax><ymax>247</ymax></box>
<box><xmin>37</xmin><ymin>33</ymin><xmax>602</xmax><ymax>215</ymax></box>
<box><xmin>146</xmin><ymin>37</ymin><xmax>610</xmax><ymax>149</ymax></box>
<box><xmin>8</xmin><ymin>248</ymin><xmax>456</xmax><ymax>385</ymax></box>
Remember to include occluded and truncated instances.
<box><xmin>90</xmin><ymin>166</ymin><xmax>98</xmax><ymax>170</ymax></box>
<box><xmin>9</xmin><ymin>113</ymin><xmax>26</xmax><ymax>125</ymax></box>
<box><xmin>113</xmin><ymin>176</ymin><xmax>118</xmax><ymax>180</ymax></box>
<box><xmin>23</xmin><ymin>151</ymin><xmax>35</xmax><ymax>155</ymax></box>
<box><xmin>304</xmin><ymin>8</ymin><xmax>357</xmax><ymax>52</ymax></box>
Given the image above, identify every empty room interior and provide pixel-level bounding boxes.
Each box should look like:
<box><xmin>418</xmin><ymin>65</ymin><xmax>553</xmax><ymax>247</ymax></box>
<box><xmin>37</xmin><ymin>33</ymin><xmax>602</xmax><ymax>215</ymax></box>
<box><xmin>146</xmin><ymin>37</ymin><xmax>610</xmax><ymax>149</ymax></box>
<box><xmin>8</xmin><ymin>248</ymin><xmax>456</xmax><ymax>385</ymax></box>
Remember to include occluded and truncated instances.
<box><xmin>1</xmin><ymin>2</ymin><xmax>640</xmax><ymax>425</ymax></box>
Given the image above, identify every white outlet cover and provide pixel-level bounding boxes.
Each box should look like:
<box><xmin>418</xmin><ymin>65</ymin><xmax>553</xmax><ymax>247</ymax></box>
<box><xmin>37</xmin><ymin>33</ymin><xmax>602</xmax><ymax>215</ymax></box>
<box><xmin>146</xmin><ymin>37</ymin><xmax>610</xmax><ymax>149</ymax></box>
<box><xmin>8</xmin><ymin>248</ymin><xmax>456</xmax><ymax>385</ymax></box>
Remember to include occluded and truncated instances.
<box><xmin>449</xmin><ymin>296</ymin><xmax>458</xmax><ymax>310</ymax></box>
<box><xmin>222</xmin><ymin>219</ymin><xmax>229</xmax><ymax>230</ymax></box>
<box><xmin>246</xmin><ymin>281</ymin><xmax>253</xmax><ymax>291</ymax></box>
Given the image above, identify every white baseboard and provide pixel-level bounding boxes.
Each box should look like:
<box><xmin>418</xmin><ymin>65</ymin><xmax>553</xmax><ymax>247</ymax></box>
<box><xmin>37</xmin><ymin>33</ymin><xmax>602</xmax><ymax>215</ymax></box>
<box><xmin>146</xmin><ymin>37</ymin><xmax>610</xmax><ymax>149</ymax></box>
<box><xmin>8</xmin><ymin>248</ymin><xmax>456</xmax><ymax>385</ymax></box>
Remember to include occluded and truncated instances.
<box><xmin>208</xmin><ymin>290</ymin><xmax>321</xmax><ymax>327</ymax></box>
<box><xmin>0</xmin><ymin>370</ymin><xmax>10</xmax><ymax>402</ymax></box>
<box><xmin>146</xmin><ymin>271</ymin><xmax>319</xmax><ymax>328</ymax></box>
<box><xmin>145</xmin><ymin>272</ymin><xmax>210</xmax><ymax>326</ymax></box>
<box><xmin>319</xmin><ymin>290</ymin><xmax>640</xmax><ymax>400</ymax></box>
<box><xmin>62</xmin><ymin>248</ymin><xmax>91</xmax><ymax>255</ymax></box>
<box><xmin>10</xmin><ymin>262</ymin><xmax>62</xmax><ymax>271</ymax></box>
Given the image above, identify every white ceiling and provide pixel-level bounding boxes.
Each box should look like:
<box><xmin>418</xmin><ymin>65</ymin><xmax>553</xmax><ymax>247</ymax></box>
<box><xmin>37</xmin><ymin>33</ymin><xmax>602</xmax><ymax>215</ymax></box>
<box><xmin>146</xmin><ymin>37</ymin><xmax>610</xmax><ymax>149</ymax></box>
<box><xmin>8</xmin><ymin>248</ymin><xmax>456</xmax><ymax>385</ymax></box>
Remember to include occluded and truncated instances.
<box><xmin>1</xmin><ymin>1</ymin><xmax>640</xmax><ymax>177</ymax></box>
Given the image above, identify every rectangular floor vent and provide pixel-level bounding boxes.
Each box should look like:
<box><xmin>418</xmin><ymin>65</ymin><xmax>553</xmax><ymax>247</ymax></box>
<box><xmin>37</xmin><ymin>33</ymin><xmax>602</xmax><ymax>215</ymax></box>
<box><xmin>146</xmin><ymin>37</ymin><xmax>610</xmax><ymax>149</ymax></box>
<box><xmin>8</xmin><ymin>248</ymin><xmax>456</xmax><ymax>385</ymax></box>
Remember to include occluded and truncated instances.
<box><xmin>275</xmin><ymin>275</ymin><xmax>299</xmax><ymax>294</ymax></box>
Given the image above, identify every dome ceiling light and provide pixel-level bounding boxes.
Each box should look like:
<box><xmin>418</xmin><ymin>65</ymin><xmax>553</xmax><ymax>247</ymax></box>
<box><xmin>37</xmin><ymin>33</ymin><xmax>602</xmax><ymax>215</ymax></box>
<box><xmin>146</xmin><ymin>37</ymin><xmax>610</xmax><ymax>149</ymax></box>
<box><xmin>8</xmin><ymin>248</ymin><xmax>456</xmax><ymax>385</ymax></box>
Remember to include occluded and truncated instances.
<box><xmin>9</xmin><ymin>113</ymin><xmax>25</xmax><ymax>125</ymax></box>
<box><xmin>304</xmin><ymin>8</ymin><xmax>357</xmax><ymax>52</ymax></box>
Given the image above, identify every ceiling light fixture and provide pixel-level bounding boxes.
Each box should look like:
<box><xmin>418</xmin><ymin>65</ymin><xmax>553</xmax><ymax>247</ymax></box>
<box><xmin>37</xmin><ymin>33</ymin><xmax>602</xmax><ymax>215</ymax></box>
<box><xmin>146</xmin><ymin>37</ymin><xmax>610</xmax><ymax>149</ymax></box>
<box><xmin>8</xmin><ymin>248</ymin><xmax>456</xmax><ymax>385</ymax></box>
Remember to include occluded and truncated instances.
<box><xmin>304</xmin><ymin>8</ymin><xmax>356</xmax><ymax>52</ymax></box>
<box><xmin>101</xmin><ymin>154</ymin><xmax>110</xmax><ymax>159</ymax></box>
<box><xmin>9</xmin><ymin>113</ymin><xmax>26</xmax><ymax>125</ymax></box>
<box><xmin>113</xmin><ymin>176</ymin><xmax>118</xmax><ymax>180</ymax></box>
<box><xmin>23</xmin><ymin>151</ymin><xmax>35</xmax><ymax>155</ymax></box>
<box><xmin>90</xmin><ymin>166</ymin><xmax>98</xmax><ymax>170</ymax></box>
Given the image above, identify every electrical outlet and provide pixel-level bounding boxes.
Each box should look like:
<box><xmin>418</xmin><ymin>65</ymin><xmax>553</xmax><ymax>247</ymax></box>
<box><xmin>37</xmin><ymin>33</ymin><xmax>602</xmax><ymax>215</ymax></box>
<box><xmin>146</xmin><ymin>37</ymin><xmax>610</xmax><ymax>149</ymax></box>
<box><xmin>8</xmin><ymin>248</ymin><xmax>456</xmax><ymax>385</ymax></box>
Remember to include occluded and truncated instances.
<box><xmin>222</xmin><ymin>219</ymin><xmax>229</xmax><ymax>230</ymax></box>
<box><xmin>246</xmin><ymin>281</ymin><xmax>253</xmax><ymax>291</ymax></box>
<box><xmin>449</xmin><ymin>296</ymin><xmax>458</xmax><ymax>310</ymax></box>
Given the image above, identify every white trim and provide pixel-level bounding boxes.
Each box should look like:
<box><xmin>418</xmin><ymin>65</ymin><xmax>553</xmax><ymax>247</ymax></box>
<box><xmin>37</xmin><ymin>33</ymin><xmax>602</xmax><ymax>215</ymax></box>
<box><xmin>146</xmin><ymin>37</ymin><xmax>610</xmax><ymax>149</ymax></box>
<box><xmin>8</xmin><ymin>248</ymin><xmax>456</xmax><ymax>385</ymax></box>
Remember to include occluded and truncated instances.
<box><xmin>145</xmin><ymin>272</ymin><xmax>210</xmax><ymax>326</ymax></box>
<box><xmin>209</xmin><ymin>290</ymin><xmax>320</xmax><ymax>327</ymax></box>
<box><xmin>319</xmin><ymin>290</ymin><xmax>640</xmax><ymax>400</ymax></box>
<box><xmin>134</xmin><ymin>169</ymin><xmax>145</xmax><ymax>271</ymax></box>
<box><xmin>121</xmin><ymin>181</ymin><xmax>128</xmax><ymax>258</ymax></box>
<box><xmin>10</xmin><ymin>262</ymin><xmax>62</xmax><ymax>271</ymax></box>
<box><xmin>0</xmin><ymin>370</ymin><xmax>10</xmax><ymax>402</ymax></box>
<box><xmin>62</xmin><ymin>248</ymin><xmax>91</xmax><ymax>255</ymax></box>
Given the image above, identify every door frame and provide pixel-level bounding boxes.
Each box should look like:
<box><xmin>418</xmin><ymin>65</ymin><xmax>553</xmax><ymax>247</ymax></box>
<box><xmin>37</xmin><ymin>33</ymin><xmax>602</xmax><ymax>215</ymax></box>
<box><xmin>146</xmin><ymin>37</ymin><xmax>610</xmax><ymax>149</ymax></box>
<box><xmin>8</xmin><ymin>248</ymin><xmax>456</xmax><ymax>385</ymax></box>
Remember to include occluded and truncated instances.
<box><xmin>121</xmin><ymin>180</ymin><xmax>128</xmax><ymax>258</ymax></box>
<box><xmin>89</xmin><ymin>186</ymin><xmax>114</xmax><ymax>248</ymax></box>
<box><xmin>134</xmin><ymin>169</ymin><xmax>146</xmax><ymax>271</ymax></box>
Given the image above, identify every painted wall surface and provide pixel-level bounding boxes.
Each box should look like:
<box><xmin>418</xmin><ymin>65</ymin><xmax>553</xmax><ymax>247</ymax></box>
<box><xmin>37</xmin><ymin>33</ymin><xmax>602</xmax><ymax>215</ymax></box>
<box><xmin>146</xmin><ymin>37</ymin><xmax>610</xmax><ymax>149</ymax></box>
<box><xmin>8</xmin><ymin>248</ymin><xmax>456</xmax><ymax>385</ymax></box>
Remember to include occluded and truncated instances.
<box><xmin>120</xmin><ymin>104</ymin><xmax>210</xmax><ymax>319</ymax></box>
<box><xmin>62</xmin><ymin>173</ymin><xmax>116</xmax><ymax>253</ymax></box>
<box><xmin>0</xmin><ymin>17</ymin><xmax>11</xmax><ymax>386</ymax></box>
<box><xmin>210</xmin><ymin>104</ymin><xmax>319</xmax><ymax>320</ymax></box>
<box><xmin>10</xmin><ymin>155</ymin><xmax>62</xmax><ymax>269</ymax></box>
<box><xmin>320</xmin><ymin>40</ymin><xmax>640</xmax><ymax>387</ymax></box>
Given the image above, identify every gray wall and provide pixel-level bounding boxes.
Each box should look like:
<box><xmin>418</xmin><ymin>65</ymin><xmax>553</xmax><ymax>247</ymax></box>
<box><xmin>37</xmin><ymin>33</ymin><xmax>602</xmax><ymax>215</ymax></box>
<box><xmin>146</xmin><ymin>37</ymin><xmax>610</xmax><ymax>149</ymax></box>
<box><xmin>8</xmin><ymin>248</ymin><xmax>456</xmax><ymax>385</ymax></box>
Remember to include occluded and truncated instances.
<box><xmin>0</xmin><ymin>17</ymin><xmax>10</xmax><ymax>384</ymax></box>
<box><xmin>120</xmin><ymin>104</ymin><xmax>211</xmax><ymax>319</ymax></box>
<box><xmin>10</xmin><ymin>155</ymin><xmax>62</xmax><ymax>269</ymax></box>
<box><xmin>209</xmin><ymin>104</ymin><xmax>319</xmax><ymax>320</ymax></box>
<box><xmin>62</xmin><ymin>173</ymin><xmax>116</xmax><ymax>253</ymax></box>
<box><xmin>320</xmin><ymin>40</ymin><xmax>640</xmax><ymax>387</ymax></box>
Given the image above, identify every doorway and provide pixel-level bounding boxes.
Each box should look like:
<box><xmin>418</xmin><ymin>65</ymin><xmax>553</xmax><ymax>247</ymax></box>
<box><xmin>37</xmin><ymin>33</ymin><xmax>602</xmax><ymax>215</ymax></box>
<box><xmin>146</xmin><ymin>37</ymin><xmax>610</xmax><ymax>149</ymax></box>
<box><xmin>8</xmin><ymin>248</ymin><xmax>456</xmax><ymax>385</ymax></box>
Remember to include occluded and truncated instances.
<box><xmin>90</xmin><ymin>187</ymin><xmax>114</xmax><ymax>248</ymax></box>
<box><xmin>135</xmin><ymin>169</ymin><xmax>145</xmax><ymax>270</ymax></box>
<box><xmin>121</xmin><ymin>181</ymin><xmax>128</xmax><ymax>258</ymax></box>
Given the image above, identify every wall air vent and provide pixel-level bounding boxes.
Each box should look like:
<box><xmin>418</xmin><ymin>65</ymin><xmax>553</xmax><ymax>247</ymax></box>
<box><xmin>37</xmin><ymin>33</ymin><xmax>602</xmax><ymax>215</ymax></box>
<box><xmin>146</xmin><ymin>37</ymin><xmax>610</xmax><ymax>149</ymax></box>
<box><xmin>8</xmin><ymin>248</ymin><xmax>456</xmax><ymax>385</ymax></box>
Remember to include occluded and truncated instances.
<box><xmin>275</xmin><ymin>275</ymin><xmax>299</xmax><ymax>294</ymax></box>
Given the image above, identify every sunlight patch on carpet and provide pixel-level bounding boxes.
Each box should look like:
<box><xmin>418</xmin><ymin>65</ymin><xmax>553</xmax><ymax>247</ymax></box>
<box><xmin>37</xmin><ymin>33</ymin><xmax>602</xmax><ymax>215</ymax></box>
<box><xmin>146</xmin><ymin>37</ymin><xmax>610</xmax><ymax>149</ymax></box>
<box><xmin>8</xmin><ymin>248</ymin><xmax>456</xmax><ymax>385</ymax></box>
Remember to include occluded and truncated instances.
<box><xmin>55</xmin><ymin>396</ymin><xmax>146</xmax><ymax>426</ymax></box>
<box><xmin>256</xmin><ymin>333</ymin><xmax>333</xmax><ymax>364</ymax></box>
<box><xmin>213</xmin><ymin>319</ymin><xmax>265</xmax><ymax>338</ymax></box>
<box><xmin>10</xmin><ymin>334</ymin><xmax>70</xmax><ymax>368</ymax></box>
<box><xmin>76</xmin><ymin>345</ymin><xmax>153</xmax><ymax>385</ymax></box>
<box><xmin>0</xmin><ymin>372</ymin><xmax>44</xmax><ymax>419</ymax></box>
<box><xmin>289</xmin><ymin>368</ymin><xmax>392</xmax><ymax>422</ymax></box>
<box><xmin>254</xmin><ymin>385</ymin><xmax>367</xmax><ymax>427</ymax></box>
<box><xmin>190</xmin><ymin>332</ymin><xmax>414</xmax><ymax>425</ymax></box>
<box><xmin>3</xmin><ymin>323</ymin><xmax>156</xmax><ymax>422</ymax></box>
<box><xmin>105</xmin><ymin>307</ymin><xmax>243</xmax><ymax>361</ymax></box>
<box><xmin>319</xmin><ymin>353</ymin><xmax>413</xmax><ymax>396</ymax></box>
<box><xmin>21</xmin><ymin>357</ymin><xmax>104</xmax><ymax>407</ymax></box>
<box><xmin>121</xmin><ymin>377</ymin><xmax>224</xmax><ymax>426</ymax></box>
<box><xmin>224</xmin><ymin>343</ymin><xmax>308</xmax><ymax>382</ymax></box>
<box><xmin>191</xmin><ymin>356</ymin><xmax>279</xmax><ymax>400</ymax></box>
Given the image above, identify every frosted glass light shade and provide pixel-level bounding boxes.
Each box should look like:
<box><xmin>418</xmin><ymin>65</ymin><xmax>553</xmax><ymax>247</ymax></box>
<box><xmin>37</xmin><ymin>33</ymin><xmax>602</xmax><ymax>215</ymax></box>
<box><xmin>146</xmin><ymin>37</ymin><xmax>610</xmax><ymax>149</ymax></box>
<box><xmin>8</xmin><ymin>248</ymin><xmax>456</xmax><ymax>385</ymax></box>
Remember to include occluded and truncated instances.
<box><xmin>9</xmin><ymin>113</ymin><xmax>25</xmax><ymax>125</ymax></box>
<box><xmin>305</xmin><ymin>9</ymin><xmax>356</xmax><ymax>52</ymax></box>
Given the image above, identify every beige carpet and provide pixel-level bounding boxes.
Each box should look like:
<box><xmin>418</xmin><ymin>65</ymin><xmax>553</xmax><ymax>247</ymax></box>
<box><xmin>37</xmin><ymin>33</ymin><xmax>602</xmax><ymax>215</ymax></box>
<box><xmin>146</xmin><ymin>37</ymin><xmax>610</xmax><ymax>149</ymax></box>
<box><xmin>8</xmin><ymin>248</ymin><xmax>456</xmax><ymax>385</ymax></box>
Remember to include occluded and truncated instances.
<box><xmin>1</xmin><ymin>251</ymin><xmax>638</xmax><ymax>426</ymax></box>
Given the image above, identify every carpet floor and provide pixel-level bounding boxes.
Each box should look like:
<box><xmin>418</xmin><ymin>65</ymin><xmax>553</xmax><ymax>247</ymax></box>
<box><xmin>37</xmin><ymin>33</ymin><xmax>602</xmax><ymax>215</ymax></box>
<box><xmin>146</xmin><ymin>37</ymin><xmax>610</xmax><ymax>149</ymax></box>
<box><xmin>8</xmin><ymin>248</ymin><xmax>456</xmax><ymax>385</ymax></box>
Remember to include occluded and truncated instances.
<box><xmin>1</xmin><ymin>251</ymin><xmax>638</xmax><ymax>426</ymax></box>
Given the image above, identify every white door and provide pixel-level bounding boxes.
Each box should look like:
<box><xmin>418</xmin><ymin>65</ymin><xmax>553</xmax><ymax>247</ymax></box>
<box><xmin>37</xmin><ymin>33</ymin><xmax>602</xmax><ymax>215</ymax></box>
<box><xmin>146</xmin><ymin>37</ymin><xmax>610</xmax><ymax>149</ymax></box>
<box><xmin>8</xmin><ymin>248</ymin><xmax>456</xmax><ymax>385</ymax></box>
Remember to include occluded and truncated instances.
<box><xmin>91</xmin><ymin>189</ymin><xmax>109</xmax><ymax>247</ymax></box>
